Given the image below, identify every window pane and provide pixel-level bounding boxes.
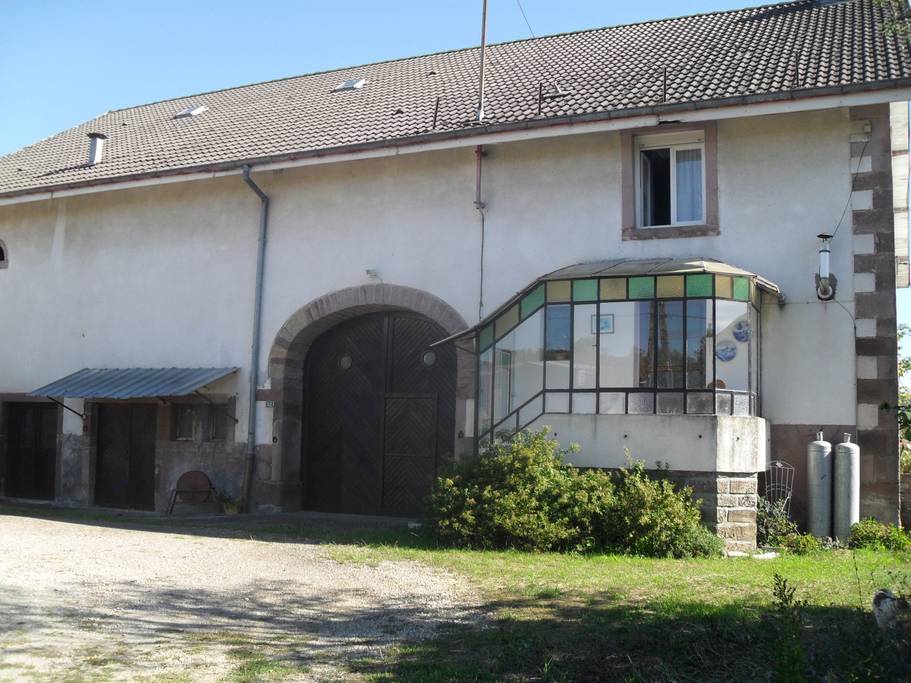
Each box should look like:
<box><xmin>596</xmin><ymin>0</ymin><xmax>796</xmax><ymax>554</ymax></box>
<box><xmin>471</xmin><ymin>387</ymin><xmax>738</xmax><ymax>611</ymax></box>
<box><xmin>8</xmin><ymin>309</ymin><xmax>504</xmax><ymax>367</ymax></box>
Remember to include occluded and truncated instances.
<box><xmin>636</xmin><ymin>301</ymin><xmax>655</xmax><ymax>387</ymax></box>
<box><xmin>686</xmin><ymin>273</ymin><xmax>713</xmax><ymax>298</ymax></box>
<box><xmin>640</xmin><ymin>147</ymin><xmax>671</xmax><ymax>226</ymax></box>
<box><xmin>572</xmin><ymin>392</ymin><xmax>596</xmax><ymax>414</ymax></box>
<box><xmin>478</xmin><ymin>347</ymin><xmax>493</xmax><ymax>435</ymax></box>
<box><xmin>657</xmin><ymin>275</ymin><xmax>684</xmax><ymax>298</ymax></box>
<box><xmin>733</xmin><ymin>393</ymin><xmax>750</xmax><ymax>416</ymax></box>
<box><xmin>518</xmin><ymin>394</ymin><xmax>544</xmax><ymax>429</ymax></box>
<box><xmin>572</xmin><ymin>279</ymin><xmax>598</xmax><ymax>302</ymax></box>
<box><xmin>657</xmin><ymin>393</ymin><xmax>684</xmax><ymax>414</ymax></box>
<box><xmin>675</xmin><ymin>148</ymin><xmax>703</xmax><ymax>222</ymax></box>
<box><xmin>521</xmin><ymin>284</ymin><xmax>545</xmax><ymax>319</ymax></box>
<box><xmin>597</xmin><ymin>301</ymin><xmax>660</xmax><ymax>389</ymax></box>
<box><xmin>546</xmin><ymin>280</ymin><xmax>571</xmax><ymax>303</ymax></box>
<box><xmin>686</xmin><ymin>392</ymin><xmax>713</xmax><ymax>414</ymax></box>
<box><xmin>545</xmin><ymin>304</ymin><xmax>570</xmax><ymax>389</ymax></box>
<box><xmin>545</xmin><ymin>392</ymin><xmax>570</xmax><ymax>413</ymax></box>
<box><xmin>750</xmin><ymin>306</ymin><xmax>759</xmax><ymax>398</ymax></box>
<box><xmin>628</xmin><ymin>392</ymin><xmax>654</xmax><ymax>414</ymax></box>
<box><xmin>599</xmin><ymin>392</ymin><xmax>625</xmax><ymax>414</ymax></box>
<box><xmin>715</xmin><ymin>300</ymin><xmax>749</xmax><ymax>391</ymax></box>
<box><xmin>493</xmin><ymin>309</ymin><xmax>544</xmax><ymax>422</ymax></box>
<box><xmin>715</xmin><ymin>392</ymin><xmax>733</xmax><ymax>415</ymax></box>
<box><xmin>600</xmin><ymin>278</ymin><xmax>626</xmax><ymax>300</ymax></box>
<box><xmin>628</xmin><ymin>276</ymin><xmax>655</xmax><ymax>299</ymax></box>
<box><xmin>686</xmin><ymin>300</ymin><xmax>713</xmax><ymax>389</ymax></box>
<box><xmin>573</xmin><ymin>304</ymin><xmax>597</xmax><ymax>389</ymax></box>
<box><xmin>656</xmin><ymin>301</ymin><xmax>684</xmax><ymax>389</ymax></box>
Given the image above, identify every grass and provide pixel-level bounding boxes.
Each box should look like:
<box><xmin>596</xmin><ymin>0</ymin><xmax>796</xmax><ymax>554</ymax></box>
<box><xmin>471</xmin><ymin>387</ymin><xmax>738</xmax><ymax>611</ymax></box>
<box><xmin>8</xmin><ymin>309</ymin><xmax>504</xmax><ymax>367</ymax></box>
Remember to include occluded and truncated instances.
<box><xmin>3</xmin><ymin>505</ymin><xmax>909</xmax><ymax>681</ymax></box>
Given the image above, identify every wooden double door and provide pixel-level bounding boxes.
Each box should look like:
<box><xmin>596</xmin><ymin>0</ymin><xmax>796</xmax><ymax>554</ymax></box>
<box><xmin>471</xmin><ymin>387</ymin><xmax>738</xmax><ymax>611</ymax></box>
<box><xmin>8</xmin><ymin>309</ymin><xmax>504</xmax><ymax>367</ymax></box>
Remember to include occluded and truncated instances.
<box><xmin>5</xmin><ymin>403</ymin><xmax>57</xmax><ymax>500</ymax></box>
<box><xmin>95</xmin><ymin>404</ymin><xmax>156</xmax><ymax>510</ymax></box>
<box><xmin>303</xmin><ymin>312</ymin><xmax>456</xmax><ymax>516</ymax></box>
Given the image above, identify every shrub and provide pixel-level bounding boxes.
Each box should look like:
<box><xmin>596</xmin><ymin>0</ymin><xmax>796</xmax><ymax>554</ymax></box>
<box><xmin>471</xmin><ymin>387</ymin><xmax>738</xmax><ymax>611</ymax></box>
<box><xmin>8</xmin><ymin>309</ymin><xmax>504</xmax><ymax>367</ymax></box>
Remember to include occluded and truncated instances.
<box><xmin>756</xmin><ymin>497</ymin><xmax>798</xmax><ymax>547</ymax></box>
<box><xmin>603</xmin><ymin>461</ymin><xmax>718</xmax><ymax>558</ymax></box>
<box><xmin>848</xmin><ymin>517</ymin><xmax>911</xmax><ymax>551</ymax></box>
<box><xmin>428</xmin><ymin>428</ymin><xmax>723</xmax><ymax>557</ymax></box>
<box><xmin>780</xmin><ymin>531</ymin><xmax>822</xmax><ymax>555</ymax></box>
<box><xmin>429</xmin><ymin>428</ymin><xmax>614</xmax><ymax>552</ymax></box>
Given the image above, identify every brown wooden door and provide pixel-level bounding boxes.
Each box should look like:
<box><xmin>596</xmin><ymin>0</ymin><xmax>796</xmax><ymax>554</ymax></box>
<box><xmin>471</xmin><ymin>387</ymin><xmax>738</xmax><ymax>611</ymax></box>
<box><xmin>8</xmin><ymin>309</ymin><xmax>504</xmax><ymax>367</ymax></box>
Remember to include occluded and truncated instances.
<box><xmin>5</xmin><ymin>403</ymin><xmax>57</xmax><ymax>500</ymax></box>
<box><xmin>95</xmin><ymin>404</ymin><xmax>156</xmax><ymax>510</ymax></box>
<box><xmin>303</xmin><ymin>312</ymin><xmax>455</xmax><ymax>515</ymax></box>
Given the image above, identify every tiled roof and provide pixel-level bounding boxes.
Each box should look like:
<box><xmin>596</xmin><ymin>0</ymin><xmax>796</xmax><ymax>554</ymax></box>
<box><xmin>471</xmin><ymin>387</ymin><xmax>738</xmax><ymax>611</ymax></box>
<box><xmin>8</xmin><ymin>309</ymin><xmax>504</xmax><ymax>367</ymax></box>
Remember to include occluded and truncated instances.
<box><xmin>2</xmin><ymin>0</ymin><xmax>910</xmax><ymax>198</ymax></box>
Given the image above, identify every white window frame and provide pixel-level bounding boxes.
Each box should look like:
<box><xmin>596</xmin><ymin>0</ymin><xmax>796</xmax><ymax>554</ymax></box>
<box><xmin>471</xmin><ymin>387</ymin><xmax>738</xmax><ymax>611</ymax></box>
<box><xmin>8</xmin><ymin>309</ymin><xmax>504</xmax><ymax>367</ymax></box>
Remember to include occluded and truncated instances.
<box><xmin>635</xmin><ymin>131</ymin><xmax>706</xmax><ymax>228</ymax></box>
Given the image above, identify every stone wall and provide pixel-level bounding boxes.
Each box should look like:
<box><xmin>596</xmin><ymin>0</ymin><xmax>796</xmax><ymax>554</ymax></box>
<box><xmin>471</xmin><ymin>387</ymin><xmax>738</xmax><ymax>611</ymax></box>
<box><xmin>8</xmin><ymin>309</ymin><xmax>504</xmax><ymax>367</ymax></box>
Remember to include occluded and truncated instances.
<box><xmin>657</xmin><ymin>470</ymin><xmax>758</xmax><ymax>552</ymax></box>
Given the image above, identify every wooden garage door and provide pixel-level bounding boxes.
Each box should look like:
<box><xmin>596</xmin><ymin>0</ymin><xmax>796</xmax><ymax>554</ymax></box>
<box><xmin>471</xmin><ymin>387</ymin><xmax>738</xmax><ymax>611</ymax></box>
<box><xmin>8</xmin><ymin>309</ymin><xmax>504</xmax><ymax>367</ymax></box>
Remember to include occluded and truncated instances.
<box><xmin>5</xmin><ymin>403</ymin><xmax>57</xmax><ymax>500</ymax></box>
<box><xmin>303</xmin><ymin>312</ymin><xmax>456</xmax><ymax>515</ymax></box>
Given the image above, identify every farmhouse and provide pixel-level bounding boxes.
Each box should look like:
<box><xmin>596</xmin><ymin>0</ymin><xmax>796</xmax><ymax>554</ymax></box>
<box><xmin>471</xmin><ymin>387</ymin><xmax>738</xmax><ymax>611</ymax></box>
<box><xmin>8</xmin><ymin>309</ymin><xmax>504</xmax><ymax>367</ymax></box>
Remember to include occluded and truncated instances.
<box><xmin>1</xmin><ymin>0</ymin><xmax>908</xmax><ymax>548</ymax></box>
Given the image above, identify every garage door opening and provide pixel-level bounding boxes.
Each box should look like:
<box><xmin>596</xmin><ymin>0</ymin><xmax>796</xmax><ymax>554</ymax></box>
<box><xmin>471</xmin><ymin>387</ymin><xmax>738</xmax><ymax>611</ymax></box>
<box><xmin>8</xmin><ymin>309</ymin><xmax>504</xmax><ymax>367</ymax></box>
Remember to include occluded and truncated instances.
<box><xmin>302</xmin><ymin>311</ymin><xmax>456</xmax><ymax>516</ymax></box>
<box><xmin>95</xmin><ymin>404</ymin><xmax>156</xmax><ymax>510</ymax></box>
<box><xmin>4</xmin><ymin>403</ymin><xmax>57</xmax><ymax>500</ymax></box>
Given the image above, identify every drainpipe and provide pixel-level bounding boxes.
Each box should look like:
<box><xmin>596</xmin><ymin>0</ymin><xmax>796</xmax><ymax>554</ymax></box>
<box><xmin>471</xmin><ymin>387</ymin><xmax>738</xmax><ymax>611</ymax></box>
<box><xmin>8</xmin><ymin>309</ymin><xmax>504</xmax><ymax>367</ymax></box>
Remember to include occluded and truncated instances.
<box><xmin>475</xmin><ymin>145</ymin><xmax>486</xmax><ymax>321</ymax></box>
<box><xmin>241</xmin><ymin>165</ymin><xmax>269</xmax><ymax>512</ymax></box>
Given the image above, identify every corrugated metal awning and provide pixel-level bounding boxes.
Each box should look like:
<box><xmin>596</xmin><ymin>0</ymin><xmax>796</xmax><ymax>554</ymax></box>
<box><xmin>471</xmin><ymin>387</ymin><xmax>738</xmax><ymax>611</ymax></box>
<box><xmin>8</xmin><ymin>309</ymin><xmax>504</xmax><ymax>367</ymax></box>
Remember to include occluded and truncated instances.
<box><xmin>29</xmin><ymin>367</ymin><xmax>238</xmax><ymax>399</ymax></box>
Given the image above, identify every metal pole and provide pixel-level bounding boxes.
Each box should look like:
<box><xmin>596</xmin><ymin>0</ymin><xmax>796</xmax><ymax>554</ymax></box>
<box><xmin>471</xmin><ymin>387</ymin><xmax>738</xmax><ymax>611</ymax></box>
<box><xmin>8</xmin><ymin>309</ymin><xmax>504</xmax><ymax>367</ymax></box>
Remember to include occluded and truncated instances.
<box><xmin>476</xmin><ymin>0</ymin><xmax>488</xmax><ymax>122</ymax></box>
<box><xmin>241</xmin><ymin>165</ymin><xmax>270</xmax><ymax>513</ymax></box>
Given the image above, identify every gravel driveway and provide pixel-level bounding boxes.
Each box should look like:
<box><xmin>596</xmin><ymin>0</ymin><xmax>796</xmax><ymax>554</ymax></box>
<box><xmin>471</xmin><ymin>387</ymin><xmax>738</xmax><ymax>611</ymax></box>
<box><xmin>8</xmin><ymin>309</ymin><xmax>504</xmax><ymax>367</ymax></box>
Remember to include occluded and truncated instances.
<box><xmin>0</xmin><ymin>512</ymin><xmax>479</xmax><ymax>681</ymax></box>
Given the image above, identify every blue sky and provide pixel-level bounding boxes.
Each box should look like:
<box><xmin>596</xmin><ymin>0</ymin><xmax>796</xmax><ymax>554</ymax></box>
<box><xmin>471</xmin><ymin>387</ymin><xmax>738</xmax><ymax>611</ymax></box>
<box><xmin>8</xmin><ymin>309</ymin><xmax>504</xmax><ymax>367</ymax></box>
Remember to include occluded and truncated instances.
<box><xmin>0</xmin><ymin>0</ymin><xmax>908</xmax><ymax>353</ymax></box>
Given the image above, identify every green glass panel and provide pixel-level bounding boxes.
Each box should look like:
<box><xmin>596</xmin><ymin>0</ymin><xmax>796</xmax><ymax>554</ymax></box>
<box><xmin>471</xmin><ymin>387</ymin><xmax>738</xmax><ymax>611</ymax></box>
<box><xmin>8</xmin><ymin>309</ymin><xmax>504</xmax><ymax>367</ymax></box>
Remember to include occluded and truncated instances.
<box><xmin>628</xmin><ymin>276</ymin><xmax>655</xmax><ymax>299</ymax></box>
<box><xmin>520</xmin><ymin>284</ymin><xmax>545</xmax><ymax>319</ymax></box>
<box><xmin>599</xmin><ymin>278</ymin><xmax>626</xmax><ymax>300</ymax></box>
<box><xmin>573</xmin><ymin>279</ymin><xmax>598</xmax><ymax>301</ymax></box>
<box><xmin>547</xmin><ymin>280</ymin><xmax>571</xmax><ymax>302</ymax></box>
<box><xmin>733</xmin><ymin>277</ymin><xmax>750</xmax><ymax>301</ymax></box>
<box><xmin>685</xmin><ymin>273</ymin><xmax>713</xmax><ymax>298</ymax></box>
<box><xmin>479</xmin><ymin>324</ymin><xmax>494</xmax><ymax>351</ymax></box>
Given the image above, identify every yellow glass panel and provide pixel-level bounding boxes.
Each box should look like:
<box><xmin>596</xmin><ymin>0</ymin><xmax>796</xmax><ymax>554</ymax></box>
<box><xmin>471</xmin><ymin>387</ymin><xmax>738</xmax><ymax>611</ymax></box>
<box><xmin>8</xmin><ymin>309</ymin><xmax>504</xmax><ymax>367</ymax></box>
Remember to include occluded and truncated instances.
<box><xmin>657</xmin><ymin>275</ymin><xmax>685</xmax><ymax>298</ymax></box>
<box><xmin>715</xmin><ymin>275</ymin><xmax>732</xmax><ymax>299</ymax></box>
<box><xmin>751</xmin><ymin>281</ymin><xmax>760</xmax><ymax>308</ymax></box>
<box><xmin>599</xmin><ymin>278</ymin><xmax>626</xmax><ymax>300</ymax></box>
<box><xmin>495</xmin><ymin>305</ymin><xmax>520</xmax><ymax>339</ymax></box>
<box><xmin>546</xmin><ymin>280</ymin><xmax>571</xmax><ymax>303</ymax></box>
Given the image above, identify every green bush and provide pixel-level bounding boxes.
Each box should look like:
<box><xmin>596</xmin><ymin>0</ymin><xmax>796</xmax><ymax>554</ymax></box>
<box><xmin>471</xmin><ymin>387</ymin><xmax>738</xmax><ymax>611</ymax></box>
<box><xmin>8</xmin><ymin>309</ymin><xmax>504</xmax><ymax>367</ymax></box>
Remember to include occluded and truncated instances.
<box><xmin>848</xmin><ymin>517</ymin><xmax>911</xmax><ymax>551</ymax></box>
<box><xmin>780</xmin><ymin>531</ymin><xmax>822</xmax><ymax>555</ymax></box>
<box><xmin>756</xmin><ymin>497</ymin><xmax>798</xmax><ymax>547</ymax></box>
<box><xmin>428</xmin><ymin>428</ymin><xmax>723</xmax><ymax>557</ymax></box>
<box><xmin>429</xmin><ymin>428</ymin><xmax>614</xmax><ymax>552</ymax></box>
<box><xmin>603</xmin><ymin>461</ymin><xmax>718</xmax><ymax>558</ymax></box>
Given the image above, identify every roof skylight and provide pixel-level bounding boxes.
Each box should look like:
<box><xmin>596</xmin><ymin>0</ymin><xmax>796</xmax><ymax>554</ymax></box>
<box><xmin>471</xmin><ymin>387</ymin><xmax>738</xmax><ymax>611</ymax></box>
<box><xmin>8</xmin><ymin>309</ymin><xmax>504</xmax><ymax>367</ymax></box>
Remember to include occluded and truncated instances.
<box><xmin>174</xmin><ymin>105</ymin><xmax>208</xmax><ymax>119</ymax></box>
<box><xmin>333</xmin><ymin>78</ymin><xmax>367</xmax><ymax>92</ymax></box>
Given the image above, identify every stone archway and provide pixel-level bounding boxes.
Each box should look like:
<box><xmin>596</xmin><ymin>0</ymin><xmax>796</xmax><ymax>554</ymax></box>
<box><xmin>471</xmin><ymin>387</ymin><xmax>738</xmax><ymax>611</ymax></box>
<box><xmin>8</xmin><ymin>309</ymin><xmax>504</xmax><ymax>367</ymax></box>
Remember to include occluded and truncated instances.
<box><xmin>262</xmin><ymin>284</ymin><xmax>472</xmax><ymax>510</ymax></box>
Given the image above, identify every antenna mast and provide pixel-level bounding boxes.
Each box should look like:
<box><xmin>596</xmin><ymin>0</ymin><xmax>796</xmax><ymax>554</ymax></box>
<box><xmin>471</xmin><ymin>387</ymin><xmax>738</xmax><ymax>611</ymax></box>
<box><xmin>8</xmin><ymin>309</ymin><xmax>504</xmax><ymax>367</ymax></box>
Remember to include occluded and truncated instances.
<box><xmin>476</xmin><ymin>0</ymin><xmax>488</xmax><ymax>122</ymax></box>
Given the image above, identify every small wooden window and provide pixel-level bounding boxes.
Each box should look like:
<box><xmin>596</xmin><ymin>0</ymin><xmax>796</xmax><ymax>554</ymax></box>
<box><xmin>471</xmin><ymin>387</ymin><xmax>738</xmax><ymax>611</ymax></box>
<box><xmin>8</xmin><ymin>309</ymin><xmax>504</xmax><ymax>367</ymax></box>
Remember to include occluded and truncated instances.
<box><xmin>171</xmin><ymin>404</ymin><xmax>229</xmax><ymax>442</ymax></box>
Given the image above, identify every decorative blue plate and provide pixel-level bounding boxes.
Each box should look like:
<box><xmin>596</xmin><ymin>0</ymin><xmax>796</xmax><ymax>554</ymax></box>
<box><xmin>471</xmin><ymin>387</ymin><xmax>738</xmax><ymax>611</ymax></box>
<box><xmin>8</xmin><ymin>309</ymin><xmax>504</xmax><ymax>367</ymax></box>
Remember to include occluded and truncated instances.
<box><xmin>733</xmin><ymin>320</ymin><xmax>751</xmax><ymax>343</ymax></box>
<box><xmin>715</xmin><ymin>341</ymin><xmax>737</xmax><ymax>362</ymax></box>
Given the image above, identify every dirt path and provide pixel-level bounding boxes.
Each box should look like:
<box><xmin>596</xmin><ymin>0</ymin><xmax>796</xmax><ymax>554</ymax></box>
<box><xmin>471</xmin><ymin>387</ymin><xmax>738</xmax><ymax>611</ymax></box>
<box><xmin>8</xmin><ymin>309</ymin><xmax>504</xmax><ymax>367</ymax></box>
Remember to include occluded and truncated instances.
<box><xmin>0</xmin><ymin>514</ymin><xmax>479</xmax><ymax>681</ymax></box>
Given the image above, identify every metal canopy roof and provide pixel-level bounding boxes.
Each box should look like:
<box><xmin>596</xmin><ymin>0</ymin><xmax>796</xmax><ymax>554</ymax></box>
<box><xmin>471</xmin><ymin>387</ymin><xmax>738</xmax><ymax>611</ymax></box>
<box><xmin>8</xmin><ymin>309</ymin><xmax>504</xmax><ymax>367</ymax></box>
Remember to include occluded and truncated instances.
<box><xmin>431</xmin><ymin>257</ymin><xmax>781</xmax><ymax>348</ymax></box>
<box><xmin>29</xmin><ymin>367</ymin><xmax>238</xmax><ymax>399</ymax></box>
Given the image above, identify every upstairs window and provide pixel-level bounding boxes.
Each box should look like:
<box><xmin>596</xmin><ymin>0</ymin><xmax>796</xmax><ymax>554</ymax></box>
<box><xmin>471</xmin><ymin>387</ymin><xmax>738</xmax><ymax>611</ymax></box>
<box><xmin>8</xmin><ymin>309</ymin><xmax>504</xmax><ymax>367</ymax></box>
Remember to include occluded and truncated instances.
<box><xmin>636</xmin><ymin>131</ymin><xmax>705</xmax><ymax>227</ymax></box>
<box><xmin>0</xmin><ymin>240</ymin><xmax>7</xmax><ymax>269</ymax></box>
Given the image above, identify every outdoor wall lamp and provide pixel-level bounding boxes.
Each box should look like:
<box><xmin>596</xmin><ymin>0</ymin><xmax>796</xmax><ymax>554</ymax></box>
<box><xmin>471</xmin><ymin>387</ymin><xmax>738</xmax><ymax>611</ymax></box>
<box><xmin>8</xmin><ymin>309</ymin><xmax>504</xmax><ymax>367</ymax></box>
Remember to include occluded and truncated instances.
<box><xmin>815</xmin><ymin>233</ymin><xmax>836</xmax><ymax>301</ymax></box>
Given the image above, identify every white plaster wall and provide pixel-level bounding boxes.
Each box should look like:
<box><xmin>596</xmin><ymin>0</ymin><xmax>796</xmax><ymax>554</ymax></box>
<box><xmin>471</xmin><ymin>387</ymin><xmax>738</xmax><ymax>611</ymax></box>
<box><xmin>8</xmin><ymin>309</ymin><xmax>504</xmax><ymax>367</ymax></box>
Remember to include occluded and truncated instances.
<box><xmin>528</xmin><ymin>413</ymin><xmax>768</xmax><ymax>473</ymax></box>
<box><xmin>0</xmin><ymin>108</ymin><xmax>857</xmax><ymax>446</ymax></box>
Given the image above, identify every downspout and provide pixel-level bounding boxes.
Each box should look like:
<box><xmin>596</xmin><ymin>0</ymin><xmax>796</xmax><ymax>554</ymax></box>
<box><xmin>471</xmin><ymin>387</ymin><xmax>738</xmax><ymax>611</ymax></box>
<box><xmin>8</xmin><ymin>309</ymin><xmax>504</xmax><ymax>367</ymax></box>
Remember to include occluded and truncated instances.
<box><xmin>241</xmin><ymin>165</ymin><xmax>269</xmax><ymax>512</ymax></box>
<box><xmin>475</xmin><ymin>145</ymin><xmax>486</xmax><ymax>321</ymax></box>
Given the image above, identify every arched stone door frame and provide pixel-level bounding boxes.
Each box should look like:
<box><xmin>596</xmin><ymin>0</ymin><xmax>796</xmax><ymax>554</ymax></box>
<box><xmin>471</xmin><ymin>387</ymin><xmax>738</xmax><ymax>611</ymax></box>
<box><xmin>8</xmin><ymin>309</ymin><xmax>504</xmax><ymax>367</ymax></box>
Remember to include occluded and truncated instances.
<box><xmin>264</xmin><ymin>284</ymin><xmax>472</xmax><ymax>510</ymax></box>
